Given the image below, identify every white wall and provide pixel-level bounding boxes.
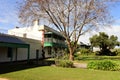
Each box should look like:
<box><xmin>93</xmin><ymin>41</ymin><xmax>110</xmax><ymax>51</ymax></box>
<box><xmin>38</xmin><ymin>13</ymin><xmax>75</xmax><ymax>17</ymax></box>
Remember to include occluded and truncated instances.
<box><xmin>17</xmin><ymin>48</ymin><xmax>28</xmax><ymax>61</ymax></box>
<box><xmin>93</xmin><ymin>47</ymin><xmax>100</xmax><ymax>52</ymax></box>
<box><xmin>8</xmin><ymin>25</ymin><xmax>44</xmax><ymax>41</ymax></box>
<box><xmin>18</xmin><ymin>37</ymin><xmax>42</xmax><ymax>60</ymax></box>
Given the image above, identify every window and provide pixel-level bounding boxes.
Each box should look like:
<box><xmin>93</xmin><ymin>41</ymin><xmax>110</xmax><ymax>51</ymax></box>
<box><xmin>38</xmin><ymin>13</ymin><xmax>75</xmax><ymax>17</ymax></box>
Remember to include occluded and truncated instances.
<box><xmin>7</xmin><ymin>47</ymin><xmax>13</xmax><ymax>58</ymax></box>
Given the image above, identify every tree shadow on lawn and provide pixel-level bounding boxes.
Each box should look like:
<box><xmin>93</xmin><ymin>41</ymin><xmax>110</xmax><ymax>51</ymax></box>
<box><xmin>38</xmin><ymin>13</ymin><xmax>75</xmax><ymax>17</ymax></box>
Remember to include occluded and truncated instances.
<box><xmin>0</xmin><ymin>59</ymin><xmax>55</xmax><ymax>74</ymax></box>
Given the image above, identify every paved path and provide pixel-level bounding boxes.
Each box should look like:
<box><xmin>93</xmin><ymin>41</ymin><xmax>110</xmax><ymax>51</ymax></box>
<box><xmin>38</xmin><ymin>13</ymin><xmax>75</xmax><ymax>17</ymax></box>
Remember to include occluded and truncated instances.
<box><xmin>73</xmin><ymin>63</ymin><xmax>87</xmax><ymax>68</ymax></box>
<box><xmin>0</xmin><ymin>78</ymin><xmax>8</xmax><ymax>80</ymax></box>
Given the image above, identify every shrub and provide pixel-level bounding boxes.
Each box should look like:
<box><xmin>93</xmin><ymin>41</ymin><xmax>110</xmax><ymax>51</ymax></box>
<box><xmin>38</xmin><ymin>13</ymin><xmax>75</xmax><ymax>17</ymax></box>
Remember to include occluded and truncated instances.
<box><xmin>95</xmin><ymin>51</ymin><xmax>101</xmax><ymax>55</ymax></box>
<box><xmin>109</xmin><ymin>51</ymin><xmax>118</xmax><ymax>56</ymax></box>
<box><xmin>74</xmin><ymin>53</ymin><xmax>81</xmax><ymax>60</ymax></box>
<box><xmin>61</xmin><ymin>54</ymin><xmax>69</xmax><ymax>60</ymax></box>
<box><xmin>87</xmin><ymin>60</ymin><xmax>120</xmax><ymax>71</ymax></box>
<box><xmin>80</xmin><ymin>48</ymin><xmax>90</xmax><ymax>55</ymax></box>
<box><xmin>116</xmin><ymin>49</ymin><xmax>120</xmax><ymax>56</ymax></box>
<box><xmin>55</xmin><ymin>60</ymin><xmax>73</xmax><ymax>68</ymax></box>
<box><xmin>95</xmin><ymin>50</ymin><xmax>118</xmax><ymax>56</ymax></box>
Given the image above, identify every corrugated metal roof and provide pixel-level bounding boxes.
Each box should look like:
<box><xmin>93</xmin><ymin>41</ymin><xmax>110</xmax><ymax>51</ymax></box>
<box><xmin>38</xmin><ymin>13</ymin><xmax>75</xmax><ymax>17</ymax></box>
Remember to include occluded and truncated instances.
<box><xmin>0</xmin><ymin>34</ymin><xmax>27</xmax><ymax>44</ymax></box>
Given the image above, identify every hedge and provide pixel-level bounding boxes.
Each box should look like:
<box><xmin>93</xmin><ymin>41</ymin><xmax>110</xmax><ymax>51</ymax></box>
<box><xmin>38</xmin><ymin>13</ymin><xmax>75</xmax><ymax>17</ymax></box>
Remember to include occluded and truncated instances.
<box><xmin>87</xmin><ymin>60</ymin><xmax>120</xmax><ymax>71</ymax></box>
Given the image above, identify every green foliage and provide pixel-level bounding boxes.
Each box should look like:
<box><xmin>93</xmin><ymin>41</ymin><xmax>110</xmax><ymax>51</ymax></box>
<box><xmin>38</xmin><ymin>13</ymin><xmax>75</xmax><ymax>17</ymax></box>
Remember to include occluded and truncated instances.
<box><xmin>114</xmin><ymin>48</ymin><xmax>120</xmax><ymax>56</ymax></box>
<box><xmin>90</xmin><ymin>32</ymin><xmax>120</xmax><ymax>55</ymax></box>
<box><xmin>95</xmin><ymin>50</ymin><xmax>118</xmax><ymax>56</ymax></box>
<box><xmin>87</xmin><ymin>60</ymin><xmax>120</xmax><ymax>71</ymax></box>
<box><xmin>80</xmin><ymin>48</ymin><xmax>89</xmax><ymax>54</ymax></box>
<box><xmin>79</xmin><ymin>48</ymin><xmax>93</xmax><ymax>55</ymax></box>
<box><xmin>55</xmin><ymin>60</ymin><xmax>73</xmax><ymax>68</ymax></box>
<box><xmin>62</xmin><ymin>54</ymin><xmax>69</xmax><ymax>60</ymax></box>
<box><xmin>74</xmin><ymin>48</ymin><xmax>95</xmax><ymax>60</ymax></box>
<box><xmin>74</xmin><ymin>53</ymin><xmax>81</xmax><ymax>60</ymax></box>
<box><xmin>64</xmin><ymin>47</ymin><xmax>69</xmax><ymax>54</ymax></box>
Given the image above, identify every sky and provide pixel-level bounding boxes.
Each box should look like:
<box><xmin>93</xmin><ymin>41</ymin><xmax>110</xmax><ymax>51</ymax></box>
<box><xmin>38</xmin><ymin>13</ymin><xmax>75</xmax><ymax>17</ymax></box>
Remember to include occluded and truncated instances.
<box><xmin>0</xmin><ymin>0</ymin><xmax>120</xmax><ymax>44</ymax></box>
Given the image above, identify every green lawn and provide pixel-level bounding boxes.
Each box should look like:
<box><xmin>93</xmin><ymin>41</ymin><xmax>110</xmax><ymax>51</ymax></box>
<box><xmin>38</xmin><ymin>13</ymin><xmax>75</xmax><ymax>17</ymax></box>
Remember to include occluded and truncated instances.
<box><xmin>1</xmin><ymin>66</ymin><xmax>120</xmax><ymax>80</ymax></box>
<box><xmin>75</xmin><ymin>55</ymin><xmax>120</xmax><ymax>63</ymax></box>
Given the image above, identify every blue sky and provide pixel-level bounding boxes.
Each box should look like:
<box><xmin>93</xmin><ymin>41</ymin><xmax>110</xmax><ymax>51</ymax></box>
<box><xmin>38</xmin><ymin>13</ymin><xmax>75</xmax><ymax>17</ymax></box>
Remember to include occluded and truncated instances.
<box><xmin>0</xmin><ymin>0</ymin><xmax>19</xmax><ymax>31</ymax></box>
<box><xmin>109</xmin><ymin>2</ymin><xmax>120</xmax><ymax>25</ymax></box>
<box><xmin>0</xmin><ymin>0</ymin><xmax>120</xmax><ymax>43</ymax></box>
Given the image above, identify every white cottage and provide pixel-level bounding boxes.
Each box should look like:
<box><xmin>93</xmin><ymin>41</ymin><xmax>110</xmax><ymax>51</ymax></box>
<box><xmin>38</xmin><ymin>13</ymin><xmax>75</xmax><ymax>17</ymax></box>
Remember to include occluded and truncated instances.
<box><xmin>0</xmin><ymin>33</ymin><xmax>42</xmax><ymax>63</ymax></box>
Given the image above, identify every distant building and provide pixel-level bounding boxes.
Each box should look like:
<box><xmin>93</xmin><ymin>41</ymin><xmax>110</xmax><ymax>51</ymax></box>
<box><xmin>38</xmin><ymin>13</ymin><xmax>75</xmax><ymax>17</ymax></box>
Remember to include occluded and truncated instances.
<box><xmin>79</xmin><ymin>42</ymin><xmax>91</xmax><ymax>49</ymax></box>
<box><xmin>92</xmin><ymin>47</ymin><xmax>100</xmax><ymax>52</ymax></box>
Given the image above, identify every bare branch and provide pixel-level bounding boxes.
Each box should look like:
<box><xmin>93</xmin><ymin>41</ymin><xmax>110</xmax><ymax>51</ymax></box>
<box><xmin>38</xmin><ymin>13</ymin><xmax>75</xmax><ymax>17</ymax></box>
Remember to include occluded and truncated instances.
<box><xmin>18</xmin><ymin>0</ymin><xmax>116</xmax><ymax>60</ymax></box>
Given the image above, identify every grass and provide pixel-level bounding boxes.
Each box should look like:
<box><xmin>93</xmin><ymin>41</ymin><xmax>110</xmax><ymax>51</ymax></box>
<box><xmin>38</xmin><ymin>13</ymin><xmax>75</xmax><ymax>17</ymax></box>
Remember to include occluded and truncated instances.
<box><xmin>1</xmin><ymin>56</ymin><xmax>120</xmax><ymax>80</ymax></box>
<box><xmin>1</xmin><ymin>66</ymin><xmax>120</xmax><ymax>80</ymax></box>
<box><xmin>75</xmin><ymin>55</ymin><xmax>120</xmax><ymax>63</ymax></box>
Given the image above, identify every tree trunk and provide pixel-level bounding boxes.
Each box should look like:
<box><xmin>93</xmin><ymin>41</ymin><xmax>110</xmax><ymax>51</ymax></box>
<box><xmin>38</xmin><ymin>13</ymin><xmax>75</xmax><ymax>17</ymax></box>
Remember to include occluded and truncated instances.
<box><xmin>69</xmin><ymin>47</ymin><xmax>74</xmax><ymax>61</ymax></box>
<box><xmin>69</xmin><ymin>52</ymin><xmax>74</xmax><ymax>61</ymax></box>
<box><xmin>66</xmin><ymin>39</ymin><xmax>75</xmax><ymax>61</ymax></box>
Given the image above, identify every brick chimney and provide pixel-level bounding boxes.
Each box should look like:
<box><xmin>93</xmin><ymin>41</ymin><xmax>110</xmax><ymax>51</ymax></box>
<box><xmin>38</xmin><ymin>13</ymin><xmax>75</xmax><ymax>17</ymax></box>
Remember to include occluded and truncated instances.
<box><xmin>33</xmin><ymin>19</ymin><xmax>39</xmax><ymax>26</ymax></box>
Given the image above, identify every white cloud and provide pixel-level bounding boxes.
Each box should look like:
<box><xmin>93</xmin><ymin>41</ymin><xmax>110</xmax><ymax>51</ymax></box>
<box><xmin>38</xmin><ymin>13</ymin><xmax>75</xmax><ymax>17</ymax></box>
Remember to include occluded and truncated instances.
<box><xmin>79</xmin><ymin>25</ymin><xmax>120</xmax><ymax>44</ymax></box>
<box><xmin>100</xmin><ymin>25</ymin><xmax>120</xmax><ymax>41</ymax></box>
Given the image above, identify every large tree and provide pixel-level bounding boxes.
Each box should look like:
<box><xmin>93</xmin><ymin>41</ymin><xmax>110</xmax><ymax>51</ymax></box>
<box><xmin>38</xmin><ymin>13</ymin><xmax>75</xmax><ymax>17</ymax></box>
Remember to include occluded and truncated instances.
<box><xmin>90</xmin><ymin>32</ymin><xmax>120</xmax><ymax>55</ymax></box>
<box><xmin>18</xmin><ymin>0</ymin><xmax>116</xmax><ymax>61</ymax></box>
